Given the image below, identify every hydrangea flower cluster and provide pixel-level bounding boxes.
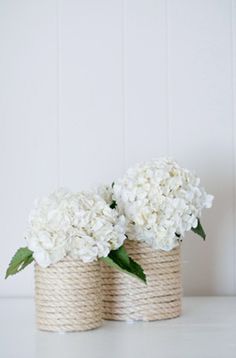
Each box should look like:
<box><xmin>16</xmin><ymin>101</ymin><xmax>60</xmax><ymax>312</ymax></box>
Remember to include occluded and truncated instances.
<box><xmin>112</xmin><ymin>158</ymin><xmax>213</xmax><ymax>251</ymax></box>
<box><xmin>25</xmin><ymin>189</ymin><xmax>126</xmax><ymax>267</ymax></box>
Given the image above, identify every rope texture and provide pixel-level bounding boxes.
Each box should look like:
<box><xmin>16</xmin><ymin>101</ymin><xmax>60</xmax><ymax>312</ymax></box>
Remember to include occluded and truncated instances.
<box><xmin>102</xmin><ymin>241</ymin><xmax>182</xmax><ymax>321</ymax></box>
<box><xmin>35</xmin><ymin>257</ymin><xmax>102</xmax><ymax>332</ymax></box>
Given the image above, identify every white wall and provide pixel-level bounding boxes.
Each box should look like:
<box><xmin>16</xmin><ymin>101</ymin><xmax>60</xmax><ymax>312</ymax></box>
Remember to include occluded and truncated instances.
<box><xmin>0</xmin><ymin>0</ymin><xmax>235</xmax><ymax>297</ymax></box>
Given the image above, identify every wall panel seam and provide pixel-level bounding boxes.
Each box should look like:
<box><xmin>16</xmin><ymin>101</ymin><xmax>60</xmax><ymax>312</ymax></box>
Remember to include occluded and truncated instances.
<box><xmin>56</xmin><ymin>0</ymin><xmax>62</xmax><ymax>188</ymax></box>
<box><xmin>165</xmin><ymin>0</ymin><xmax>171</xmax><ymax>156</ymax></box>
<box><xmin>231</xmin><ymin>0</ymin><xmax>236</xmax><ymax>294</ymax></box>
<box><xmin>122</xmin><ymin>0</ymin><xmax>127</xmax><ymax>172</ymax></box>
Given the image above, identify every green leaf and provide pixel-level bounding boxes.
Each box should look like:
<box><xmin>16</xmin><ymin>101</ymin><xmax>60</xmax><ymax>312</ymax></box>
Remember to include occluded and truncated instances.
<box><xmin>110</xmin><ymin>200</ymin><xmax>117</xmax><ymax>209</ymax></box>
<box><xmin>191</xmin><ymin>218</ymin><xmax>206</xmax><ymax>240</ymax></box>
<box><xmin>101</xmin><ymin>245</ymin><xmax>146</xmax><ymax>284</ymax></box>
<box><xmin>5</xmin><ymin>247</ymin><xmax>34</xmax><ymax>279</ymax></box>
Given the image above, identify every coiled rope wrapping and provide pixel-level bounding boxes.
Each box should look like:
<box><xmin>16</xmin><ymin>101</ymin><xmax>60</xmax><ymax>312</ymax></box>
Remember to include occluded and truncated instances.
<box><xmin>35</xmin><ymin>257</ymin><xmax>102</xmax><ymax>332</ymax></box>
<box><xmin>102</xmin><ymin>241</ymin><xmax>182</xmax><ymax>321</ymax></box>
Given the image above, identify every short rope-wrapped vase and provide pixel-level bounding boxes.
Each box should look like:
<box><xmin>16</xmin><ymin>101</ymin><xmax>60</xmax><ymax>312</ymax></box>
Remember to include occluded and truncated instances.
<box><xmin>35</xmin><ymin>256</ymin><xmax>102</xmax><ymax>332</ymax></box>
<box><xmin>102</xmin><ymin>241</ymin><xmax>182</xmax><ymax>321</ymax></box>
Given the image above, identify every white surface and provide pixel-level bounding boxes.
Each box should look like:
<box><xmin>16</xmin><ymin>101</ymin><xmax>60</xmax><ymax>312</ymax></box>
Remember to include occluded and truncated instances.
<box><xmin>0</xmin><ymin>297</ymin><xmax>236</xmax><ymax>358</ymax></box>
<box><xmin>0</xmin><ymin>0</ymin><xmax>236</xmax><ymax>296</ymax></box>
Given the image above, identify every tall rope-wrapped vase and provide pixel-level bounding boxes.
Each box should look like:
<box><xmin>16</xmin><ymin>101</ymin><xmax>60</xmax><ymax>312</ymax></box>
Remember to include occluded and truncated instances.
<box><xmin>35</xmin><ymin>257</ymin><xmax>102</xmax><ymax>332</ymax></box>
<box><xmin>102</xmin><ymin>241</ymin><xmax>182</xmax><ymax>321</ymax></box>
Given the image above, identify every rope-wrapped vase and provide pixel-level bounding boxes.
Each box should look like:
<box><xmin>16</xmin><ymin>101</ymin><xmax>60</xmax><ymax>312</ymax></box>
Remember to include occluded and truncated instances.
<box><xmin>102</xmin><ymin>241</ymin><xmax>182</xmax><ymax>321</ymax></box>
<box><xmin>35</xmin><ymin>256</ymin><xmax>102</xmax><ymax>332</ymax></box>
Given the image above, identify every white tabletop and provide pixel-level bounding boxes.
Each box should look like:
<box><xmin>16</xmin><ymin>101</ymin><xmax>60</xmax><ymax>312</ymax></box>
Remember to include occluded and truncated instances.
<box><xmin>1</xmin><ymin>297</ymin><xmax>236</xmax><ymax>358</ymax></box>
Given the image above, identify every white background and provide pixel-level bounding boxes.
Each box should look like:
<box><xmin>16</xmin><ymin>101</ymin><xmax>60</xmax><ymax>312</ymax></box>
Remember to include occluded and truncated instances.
<box><xmin>0</xmin><ymin>0</ymin><xmax>235</xmax><ymax>297</ymax></box>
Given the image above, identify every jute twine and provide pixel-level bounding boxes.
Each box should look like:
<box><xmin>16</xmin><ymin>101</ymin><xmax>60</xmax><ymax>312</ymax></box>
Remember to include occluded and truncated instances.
<box><xmin>102</xmin><ymin>241</ymin><xmax>182</xmax><ymax>321</ymax></box>
<box><xmin>35</xmin><ymin>256</ymin><xmax>102</xmax><ymax>332</ymax></box>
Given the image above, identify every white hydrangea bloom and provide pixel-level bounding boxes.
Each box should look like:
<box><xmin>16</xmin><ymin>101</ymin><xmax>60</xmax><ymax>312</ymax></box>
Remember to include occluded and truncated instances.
<box><xmin>68</xmin><ymin>191</ymin><xmax>126</xmax><ymax>262</ymax></box>
<box><xmin>25</xmin><ymin>189</ymin><xmax>126</xmax><ymax>267</ymax></box>
<box><xmin>113</xmin><ymin>158</ymin><xmax>214</xmax><ymax>251</ymax></box>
